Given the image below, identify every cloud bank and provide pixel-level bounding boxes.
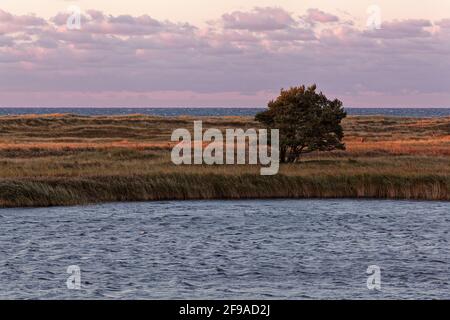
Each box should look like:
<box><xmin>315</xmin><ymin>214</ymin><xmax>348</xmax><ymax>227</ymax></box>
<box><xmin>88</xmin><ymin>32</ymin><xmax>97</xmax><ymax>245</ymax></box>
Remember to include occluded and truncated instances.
<box><xmin>0</xmin><ymin>7</ymin><xmax>449</xmax><ymax>107</ymax></box>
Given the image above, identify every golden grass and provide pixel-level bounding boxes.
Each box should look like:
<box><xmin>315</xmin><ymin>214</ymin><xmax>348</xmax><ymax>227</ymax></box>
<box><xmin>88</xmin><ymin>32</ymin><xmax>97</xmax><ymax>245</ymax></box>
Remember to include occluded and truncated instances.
<box><xmin>0</xmin><ymin>114</ymin><xmax>449</xmax><ymax>207</ymax></box>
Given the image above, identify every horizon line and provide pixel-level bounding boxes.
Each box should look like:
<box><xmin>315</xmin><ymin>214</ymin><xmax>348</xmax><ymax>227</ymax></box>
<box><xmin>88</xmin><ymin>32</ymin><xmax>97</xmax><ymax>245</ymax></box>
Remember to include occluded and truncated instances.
<box><xmin>1</xmin><ymin>106</ymin><xmax>450</xmax><ymax>109</ymax></box>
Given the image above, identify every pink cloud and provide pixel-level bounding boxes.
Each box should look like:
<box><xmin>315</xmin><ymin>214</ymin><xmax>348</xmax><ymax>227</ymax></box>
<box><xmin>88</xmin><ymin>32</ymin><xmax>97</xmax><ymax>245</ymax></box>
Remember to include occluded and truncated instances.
<box><xmin>0</xmin><ymin>9</ymin><xmax>47</xmax><ymax>34</ymax></box>
<box><xmin>0</xmin><ymin>90</ymin><xmax>276</xmax><ymax>107</ymax></box>
<box><xmin>0</xmin><ymin>7</ymin><xmax>449</xmax><ymax>107</ymax></box>
<box><xmin>436</xmin><ymin>19</ymin><xmax>450</xmax><ymax>29</ymax></box>
<box><xmin>365</xmin><ymin>19</ymin><xmax>432</xmax><ymax>38</ymax></box>
<box><xmin>221</xmin><ymin>7</ymin><xmax>295</xmax><ymax>31</ymax></box>
<box><xmin>303</xmin><ymin>8</ymin><xmax>339</xmax><ymax>24</ymax></box>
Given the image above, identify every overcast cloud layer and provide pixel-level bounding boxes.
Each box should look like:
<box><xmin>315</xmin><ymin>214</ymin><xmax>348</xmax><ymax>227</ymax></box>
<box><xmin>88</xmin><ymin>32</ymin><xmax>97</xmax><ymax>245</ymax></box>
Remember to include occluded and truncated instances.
<box><xmin>0</xmin><ymin>7</ymin><xmax>449</xmax><ymax>107</ymax></box>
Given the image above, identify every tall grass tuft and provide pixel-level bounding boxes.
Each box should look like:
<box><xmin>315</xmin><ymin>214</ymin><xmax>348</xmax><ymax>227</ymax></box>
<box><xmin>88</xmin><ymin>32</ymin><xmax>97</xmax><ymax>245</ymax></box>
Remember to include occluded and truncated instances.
<box><xmin>0</xmin><ymin>174</ymin><xmax>448</xmax><ymax>207</ymax></box>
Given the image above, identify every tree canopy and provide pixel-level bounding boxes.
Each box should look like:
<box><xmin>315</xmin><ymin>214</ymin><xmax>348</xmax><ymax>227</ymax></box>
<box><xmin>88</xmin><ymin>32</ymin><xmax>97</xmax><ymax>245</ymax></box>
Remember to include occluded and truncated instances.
<box><xmin>255</xmin><ymin>85</ymin><xmax>347</xmax><ymax>163</ymax></box>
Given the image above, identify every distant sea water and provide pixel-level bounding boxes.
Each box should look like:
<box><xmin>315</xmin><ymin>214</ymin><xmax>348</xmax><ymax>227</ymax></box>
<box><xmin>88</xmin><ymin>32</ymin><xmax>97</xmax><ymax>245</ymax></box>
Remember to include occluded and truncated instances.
<box><xmin>0</xmin><ymin>107</ymin><xmax>450</xmax><ymax>117</ymax></box>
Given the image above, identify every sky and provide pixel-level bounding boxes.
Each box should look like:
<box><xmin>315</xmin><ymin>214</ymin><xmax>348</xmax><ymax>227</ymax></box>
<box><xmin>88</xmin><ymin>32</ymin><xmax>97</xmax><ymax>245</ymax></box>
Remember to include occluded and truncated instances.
<box><xmin>0</xmin><ymin>0</ymin><xmax>449</xmax><ymax>107</ymax></box>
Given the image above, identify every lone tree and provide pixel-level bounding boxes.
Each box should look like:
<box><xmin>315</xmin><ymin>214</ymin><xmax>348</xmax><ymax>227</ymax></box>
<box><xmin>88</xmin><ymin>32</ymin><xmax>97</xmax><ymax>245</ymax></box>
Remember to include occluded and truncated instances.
<box><xmin>256</xmin><ymin>85</ymin><xmax>346</xmax><ymax>163</ymax></box>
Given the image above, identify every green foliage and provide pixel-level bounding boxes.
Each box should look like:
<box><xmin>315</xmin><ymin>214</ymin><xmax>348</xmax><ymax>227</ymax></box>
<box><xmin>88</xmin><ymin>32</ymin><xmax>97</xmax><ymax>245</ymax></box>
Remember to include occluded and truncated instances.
<box><xmin>256</xmin><ymin>84</ymin><xmax>347</xmax><ymax>163</ymax></box>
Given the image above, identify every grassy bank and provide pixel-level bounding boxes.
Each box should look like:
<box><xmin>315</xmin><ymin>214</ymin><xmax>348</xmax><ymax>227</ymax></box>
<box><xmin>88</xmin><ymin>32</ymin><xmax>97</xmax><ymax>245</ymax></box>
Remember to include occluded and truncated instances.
<box><xmin>1</xmin><ymin>174</ymin><xmax>448</xmax><ymax>208</ymax></box>
<box><xmin>0</xmin><ymin>114</ymin><xmax>449</xmax><ymax>207</ymax></box>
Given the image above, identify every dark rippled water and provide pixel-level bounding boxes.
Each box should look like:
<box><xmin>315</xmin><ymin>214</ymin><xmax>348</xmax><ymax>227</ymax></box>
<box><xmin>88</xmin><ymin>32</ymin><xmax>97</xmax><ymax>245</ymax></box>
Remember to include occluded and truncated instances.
<box><xmin>1</xmin><ymin>107</ymin><xmax>450</xmax><ymax>117</ymax></box>
<box><xmin>0</xmin><ymin>200</ymin><xmax>448</xmax><ymax>299</ymax></box>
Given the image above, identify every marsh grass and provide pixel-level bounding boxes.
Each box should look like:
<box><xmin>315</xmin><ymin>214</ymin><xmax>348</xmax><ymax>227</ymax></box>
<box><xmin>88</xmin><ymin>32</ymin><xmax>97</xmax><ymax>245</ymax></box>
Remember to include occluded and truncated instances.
<box><xmin>0</xmin><ymin>114</ymin><xmax>449</xmax><ymax>207</ymax></box>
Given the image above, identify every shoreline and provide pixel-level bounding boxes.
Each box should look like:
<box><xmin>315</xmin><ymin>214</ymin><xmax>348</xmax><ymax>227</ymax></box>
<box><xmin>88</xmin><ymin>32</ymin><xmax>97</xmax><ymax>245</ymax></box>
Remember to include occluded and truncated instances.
<box><xmin>1</xmin><ymin>173</ymin><xmax>448</xmax><ymax>208</ymax></box>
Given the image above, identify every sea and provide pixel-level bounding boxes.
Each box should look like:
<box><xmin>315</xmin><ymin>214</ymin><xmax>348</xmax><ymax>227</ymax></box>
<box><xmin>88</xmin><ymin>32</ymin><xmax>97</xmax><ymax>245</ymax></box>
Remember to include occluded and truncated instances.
<box><xmin>0</xmin><ymin>107</ymin><xmax>450</xmax><ymax>117</ymax></box>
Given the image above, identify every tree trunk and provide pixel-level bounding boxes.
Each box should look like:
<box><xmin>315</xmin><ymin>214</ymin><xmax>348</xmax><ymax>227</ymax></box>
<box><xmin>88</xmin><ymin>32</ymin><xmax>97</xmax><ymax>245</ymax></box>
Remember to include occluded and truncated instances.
<box><xmin>280</xmin><ymin>146</ymin><xmax>287</xmax><ymax>163</ymax></box>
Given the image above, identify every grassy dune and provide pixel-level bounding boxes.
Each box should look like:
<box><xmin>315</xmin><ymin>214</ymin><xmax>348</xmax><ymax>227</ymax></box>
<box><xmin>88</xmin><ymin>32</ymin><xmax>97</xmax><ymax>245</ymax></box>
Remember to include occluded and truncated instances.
<box><xmin>0</xmin><ymin>113</ymin><xmax>449</xmax><ymax>207</ymax></box>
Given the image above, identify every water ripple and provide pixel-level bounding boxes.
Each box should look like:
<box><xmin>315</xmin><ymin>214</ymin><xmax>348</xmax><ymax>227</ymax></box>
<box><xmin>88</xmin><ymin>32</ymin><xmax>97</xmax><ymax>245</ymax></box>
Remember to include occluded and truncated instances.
<box><xmin>0</xmin><ymin>199</ymin><xmax>448</xmax><ymax>299</ymax></box>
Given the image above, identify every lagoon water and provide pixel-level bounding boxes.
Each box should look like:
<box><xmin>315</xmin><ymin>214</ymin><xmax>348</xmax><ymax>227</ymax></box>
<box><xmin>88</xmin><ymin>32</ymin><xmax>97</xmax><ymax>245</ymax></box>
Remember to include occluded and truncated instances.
<box><xmin>0</xmin><ymin>199</ymin><xmax>448</xmax><ymax>299</ymax></box>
